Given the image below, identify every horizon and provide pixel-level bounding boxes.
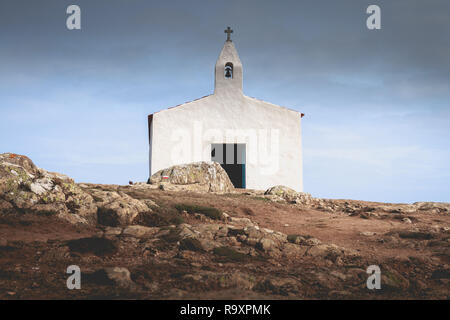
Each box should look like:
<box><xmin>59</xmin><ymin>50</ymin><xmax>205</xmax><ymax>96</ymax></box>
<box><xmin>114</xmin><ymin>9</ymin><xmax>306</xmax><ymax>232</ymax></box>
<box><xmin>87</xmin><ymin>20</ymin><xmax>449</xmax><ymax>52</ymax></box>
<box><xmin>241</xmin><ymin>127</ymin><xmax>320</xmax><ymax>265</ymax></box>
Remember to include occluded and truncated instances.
<box><xmin>1</xmin><ymin>0</ymin><xmax>449</xmax><ymax>203</ymax></box>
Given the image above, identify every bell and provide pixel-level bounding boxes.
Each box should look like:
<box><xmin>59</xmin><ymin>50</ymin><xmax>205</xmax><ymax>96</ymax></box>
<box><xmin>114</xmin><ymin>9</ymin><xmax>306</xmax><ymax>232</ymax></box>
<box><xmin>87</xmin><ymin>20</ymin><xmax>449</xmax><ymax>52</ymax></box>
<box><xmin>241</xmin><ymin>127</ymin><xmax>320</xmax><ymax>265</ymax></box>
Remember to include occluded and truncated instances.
<box><xmin>225</xmin><ymin>68</ymin><xmax>232</xmax><ymax>78</ymax></box>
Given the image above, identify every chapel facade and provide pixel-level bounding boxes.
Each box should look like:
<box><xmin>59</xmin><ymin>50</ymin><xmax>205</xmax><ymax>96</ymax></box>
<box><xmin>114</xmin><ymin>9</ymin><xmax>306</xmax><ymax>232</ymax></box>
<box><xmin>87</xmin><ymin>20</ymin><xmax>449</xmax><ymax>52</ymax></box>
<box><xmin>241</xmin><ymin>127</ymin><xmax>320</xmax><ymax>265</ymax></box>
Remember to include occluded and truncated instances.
<box><xmin>148</xmin><ymin>28</ymin><xmax>304</xmax><ymax>191</ymax></box>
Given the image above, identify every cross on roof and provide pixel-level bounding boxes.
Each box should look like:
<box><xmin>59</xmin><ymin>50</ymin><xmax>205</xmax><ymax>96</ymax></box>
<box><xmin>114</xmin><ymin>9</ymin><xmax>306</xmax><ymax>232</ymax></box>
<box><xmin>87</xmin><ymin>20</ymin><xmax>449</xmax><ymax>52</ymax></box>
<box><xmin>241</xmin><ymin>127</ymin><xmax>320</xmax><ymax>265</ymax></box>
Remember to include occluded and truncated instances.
<box><xmin>224</xmin><ymin>26</ymin><xmax>233</xmax><ymax>41</ymax></box>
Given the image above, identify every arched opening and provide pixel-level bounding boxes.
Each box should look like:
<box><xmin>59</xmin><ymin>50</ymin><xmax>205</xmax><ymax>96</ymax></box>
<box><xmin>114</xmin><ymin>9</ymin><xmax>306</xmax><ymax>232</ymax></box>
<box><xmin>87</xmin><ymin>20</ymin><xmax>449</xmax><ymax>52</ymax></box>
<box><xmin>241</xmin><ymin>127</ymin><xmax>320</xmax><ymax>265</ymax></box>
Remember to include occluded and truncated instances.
<box><xmin>224</xmin><ymin>62</ymin><xmax>233</xmax><ymax>79</ymax></box>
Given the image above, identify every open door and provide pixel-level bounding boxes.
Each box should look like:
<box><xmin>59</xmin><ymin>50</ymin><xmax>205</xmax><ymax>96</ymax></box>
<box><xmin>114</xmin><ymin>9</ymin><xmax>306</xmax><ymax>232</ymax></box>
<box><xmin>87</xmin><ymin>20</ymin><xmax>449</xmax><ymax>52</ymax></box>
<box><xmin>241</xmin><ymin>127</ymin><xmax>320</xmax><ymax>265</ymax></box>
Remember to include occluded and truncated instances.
<box><xmin>211</xmin><ymin>143</ymin><xmax>246</xmax><ymax>188</ymax></box>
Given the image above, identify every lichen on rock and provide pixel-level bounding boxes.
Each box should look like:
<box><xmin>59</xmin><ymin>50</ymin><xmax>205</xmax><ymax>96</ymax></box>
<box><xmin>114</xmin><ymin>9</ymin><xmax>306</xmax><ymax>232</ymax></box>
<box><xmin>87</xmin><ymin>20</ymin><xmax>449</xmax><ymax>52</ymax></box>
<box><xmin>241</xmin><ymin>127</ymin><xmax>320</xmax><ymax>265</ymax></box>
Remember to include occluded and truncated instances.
<box><xmin>84</xmin><ymin>188</ymin><xmax>149</xmax><ymax>227</ymax></box>
<box><xmin>0</xmin><ymin>153</ymin><xmax>97</xmax><ymax>224</ymax></box>
<box><xmin>149</xmin><ymin>161</ymin><xmax>234</xmax><ymax>193</ymax></box>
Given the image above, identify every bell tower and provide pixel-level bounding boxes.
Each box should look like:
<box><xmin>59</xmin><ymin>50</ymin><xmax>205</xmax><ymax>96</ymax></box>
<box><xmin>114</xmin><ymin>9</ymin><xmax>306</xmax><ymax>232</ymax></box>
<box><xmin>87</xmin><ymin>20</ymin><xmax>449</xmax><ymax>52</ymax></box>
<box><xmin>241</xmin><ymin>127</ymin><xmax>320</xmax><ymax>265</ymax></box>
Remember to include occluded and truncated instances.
<box><xmin>214</xmin><ymin>27</ymin><xmax>243</xmax><ymax>96</ymax></box>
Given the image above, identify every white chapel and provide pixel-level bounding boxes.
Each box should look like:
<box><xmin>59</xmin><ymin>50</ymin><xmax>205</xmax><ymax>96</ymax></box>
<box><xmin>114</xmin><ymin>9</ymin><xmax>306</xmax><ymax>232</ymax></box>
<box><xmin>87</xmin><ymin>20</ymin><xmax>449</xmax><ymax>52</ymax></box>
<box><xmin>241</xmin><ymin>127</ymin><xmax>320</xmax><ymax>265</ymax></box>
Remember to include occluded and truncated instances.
<box><xmin>148</xmin><ymin>27</ymin><xmax>304</xmax><ymax>191</ymax></box>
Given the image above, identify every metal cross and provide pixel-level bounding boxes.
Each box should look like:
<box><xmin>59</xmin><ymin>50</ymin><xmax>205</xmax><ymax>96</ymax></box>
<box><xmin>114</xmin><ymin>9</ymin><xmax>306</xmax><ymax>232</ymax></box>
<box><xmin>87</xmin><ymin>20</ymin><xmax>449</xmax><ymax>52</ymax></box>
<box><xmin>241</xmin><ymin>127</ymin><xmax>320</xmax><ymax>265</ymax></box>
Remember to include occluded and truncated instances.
<box><xmin>224</xmin><ymin>26</ymin><xmax>233</xmax><ymax>41</ymax></box>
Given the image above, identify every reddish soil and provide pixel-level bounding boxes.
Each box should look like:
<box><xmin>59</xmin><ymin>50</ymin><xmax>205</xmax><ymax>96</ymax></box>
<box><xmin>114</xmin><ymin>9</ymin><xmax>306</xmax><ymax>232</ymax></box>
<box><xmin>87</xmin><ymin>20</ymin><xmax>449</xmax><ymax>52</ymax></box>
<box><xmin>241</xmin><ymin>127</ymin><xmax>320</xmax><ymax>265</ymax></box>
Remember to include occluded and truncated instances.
<box><xmin>0</xmin><ymin>187</ymin><xmax>449</xmax><ymax>299</ymax></box>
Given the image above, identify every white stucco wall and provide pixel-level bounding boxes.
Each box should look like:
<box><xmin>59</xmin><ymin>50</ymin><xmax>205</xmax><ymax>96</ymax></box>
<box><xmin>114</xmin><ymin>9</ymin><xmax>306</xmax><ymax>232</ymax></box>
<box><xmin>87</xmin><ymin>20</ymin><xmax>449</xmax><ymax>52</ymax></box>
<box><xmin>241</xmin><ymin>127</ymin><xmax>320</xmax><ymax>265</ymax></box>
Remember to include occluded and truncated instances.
<box><xmin>149</xmin><ymin>94</ymin><xmax>303</xmax><ymax>191</ymax></box>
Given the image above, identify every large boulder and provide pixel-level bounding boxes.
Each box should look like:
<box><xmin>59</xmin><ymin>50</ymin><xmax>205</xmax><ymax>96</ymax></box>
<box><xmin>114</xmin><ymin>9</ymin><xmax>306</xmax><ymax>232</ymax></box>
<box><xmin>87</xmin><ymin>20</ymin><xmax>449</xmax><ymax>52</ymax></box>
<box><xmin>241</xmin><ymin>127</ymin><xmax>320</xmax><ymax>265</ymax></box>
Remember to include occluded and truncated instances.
<box><xmin>84</xmin><ymin>188</ymin><xmax>150</xmax><ymax>226</ymax></box>
<box><xmin>264</xmin><ymin>185</ymin><xmax>312</xmax><ymax>205</ymax></box>
<box><xmin>264</xmin><ymin>185</ymin><xmax>297</xmax><ymax>199</ymax></box>
<box><xmin>0</xmin><ymin>153</ymin><xmax>97</xmax><ymax>224</ymax></box>
<box><xmin>149</xmin><ymin>161</ymin><xmax>234</xmax><ymax>193</ymax></box>
<box><xmin>413</xmin><ymin>202</ymin><xmax>450</xmax><ymax>213</ymax></box>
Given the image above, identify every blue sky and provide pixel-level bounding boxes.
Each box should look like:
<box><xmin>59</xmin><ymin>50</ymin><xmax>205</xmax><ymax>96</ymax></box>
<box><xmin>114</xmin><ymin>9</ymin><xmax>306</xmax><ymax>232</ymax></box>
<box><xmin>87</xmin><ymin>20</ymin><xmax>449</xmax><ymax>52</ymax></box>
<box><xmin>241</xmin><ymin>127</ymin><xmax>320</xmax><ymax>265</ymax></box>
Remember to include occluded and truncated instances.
<box><xmin>1</xmin><ymin>0</ymin><xmax>449</xmax><ymax>203</ymax></box>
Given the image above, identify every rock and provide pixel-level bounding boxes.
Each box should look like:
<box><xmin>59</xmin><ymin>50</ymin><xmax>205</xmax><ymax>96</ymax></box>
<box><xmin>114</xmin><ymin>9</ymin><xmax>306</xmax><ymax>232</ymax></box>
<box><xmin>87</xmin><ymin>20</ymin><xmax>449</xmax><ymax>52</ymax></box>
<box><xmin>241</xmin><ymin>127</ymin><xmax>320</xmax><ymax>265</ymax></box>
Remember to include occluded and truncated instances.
<box><xmin>360</xmin><ymin>231</ymin><xmax>376</xmax><ymax>237</ymax></box>
<box><xmin>104</xmin><ymin>227</ymin><xmax>123</xmax><ymax>236</ymax></box>
<box><xmin>149</xmin><ymin>161</ymin><xmax>234</xmax><ymax>193</ymax></box>
<box><xmin>0</xmin><ymin>153</ymin><xmax>39</xmax><ymax>177</ymax></box>
<box><xmin>215</xmin><ymin>226</ymin><xmax>229</xmax><ymax>238</ymax></box>
<box><xmin>223</xmin><ymin>236</ymin><xmax>240</xmax><ymax>247</ymax></box>
<box><xmin>88</xmin><ymin>189</ymin><xmax>149</xmax><ymax>226</ymax></box>
<box><xmin>230</xmin><ymin>217</ymin><xmax>254</xmax><ymax>226</ymax></box>
<box><xmin>177</xmin><ymin>224</ymin><xmax>197</xmax><ymax>239</ymax></box>
<box><xmin>179</xmin><ymin>238</ymin><xmax>205</xmax><ymax>252</ymax></box>
<box><xmin>307</xmin><ymin>243</ymin><xmax>345</xmax><ymax>258</ymax></box>
<box><xmin>183</xmin><ymin>274</ymin><xmax>203</xmax><ymax>282</ymax></box>
<box><xmin>142</xmin><ymin>199</ymin><xmax>159</xmax><ymax>208</ymax></box>
<box><xmin>199</xmin><ymin>238</ymin><xmax>223</xmax><ymax>251</ymax></box>
<box><xmin>254</xmin><ymin>278</ymin><xmax>300</xmax><ymax>296</ymax></box>
<box><xmin>222</xmin><ymin>212</ymin><xmax>230</xmax><ymax>221</ymax></box>
<box><xmin>264</xmin><ymin>185</ymin><xmax>296</xmax><ymax>198</ymax></box>
<box><xmin>269</xmin><ymin>232</ymin><xmax>288</xmax><ymax>243</ymax></box>
<box><xmin>287</xmin><ymin>234</ymin><xmax>305</xmax><ymax>244</ymax></box>
<box><xmin>30</xmin><ymin>177</ymin><xmax>54</xmax><ymax>195</ymax></box>
<box><xmin>55</xmin><ymin>175</ymin><xmax>97</xmax><ymax>220</ymax></box>
<box><xmin>346</xmin><ymin>268</ymin><xmax>367</xmax><ymax>281</ymax></box>
<box><xmin>221</xmin><ymin>272</ymin><xmax>255</xmax><ymax>290</ymax></box>
<box><xmin>213</xmin><ymin>246</ymin><xmax>250</xmax><ymax>262</ymax></box>
<box><xmin>154</xmin><ymin>228</ymin><xmax>171</xmax><ymax>238</ymax></box>
<box><xmin>236</xmin><ymin>234</ymin><xmax>247</xmax><ymax>243</ymax></box>
<box><xmin>264</xmin><ymin>185</ymin><xmax>297</xmax><ymax>201</ymax></box>
<box><xmin>257</xmin><ymin>238</ymin><xmax>276</xmax><ymax>252</ymax></box>
<box><xmin>205</xmin><ymin>272</ymin><xmax>255</xmax><ymax>290</ymax></box>
<box><xmin>413</xmin><ymin>279</ymin><xmax>428</xmax><ymax>291</ymax></box>
<box><xmin>402</xmin><ymin>217</ymin><xmax>412</xmax><ymax>224</ymax></box>
<box><xmin>281</xmin><ymin>243</ymin><xmax>308</xmax><ymax>257</ymax></box>
<box><xmin>58</xmin><ymin>211</ymin><xmax>89</xmax><ymax>225</ymax></box>
<box><xmin>244</xmin><ymin>226</ymin><xmax>262</xmax><ymax>239</ymax></box>
<box><xmin>378</xmin><ymin>204</ymin><xmax>417</xmax><ymax>214</ymax></box>
<box><xmin>122</xmin><ymin>225</ymin><xmax>159</xmax><ymax>238</ymax></box>
<box><xmin>304</xmin><ymin>238</ymin><xmax>321</xmax><ymax>246</ymax></box>
<box><xmin>0</xmin><ymin>238</ymin><xmax>7</xmax><ymax>247</ymax></box>
<box><xmin>414</xmin><ymin>202</ymin><xmax>450</xmax><ymax>213</ymax></box>
<box><xmin>245</xmin><ymin>237</ymin><xmax>259</xmax><ymax>247</ymax></box>
<box><xmin>0</xmin><ymin>153</ymin><xmax>97</xmax><ymax>224</ymax></box>
<box><xmin>330</xmin><ymin>271</ymin><xmax>347</xmax><ymax>281</ymax></box>
<box><xmin>0</xmin><ymin>199</ymin><xmax>13</xmax><ymax>212</ymax></box>
<box><xmin>264</xmin><ymin>185</ymin><xmax>312</xmax><ymax>205</ymax></box>
<box><xmin>194</xmin><ymin>223</ymin><xmax>221</xmax><ymax>234</ymax></box>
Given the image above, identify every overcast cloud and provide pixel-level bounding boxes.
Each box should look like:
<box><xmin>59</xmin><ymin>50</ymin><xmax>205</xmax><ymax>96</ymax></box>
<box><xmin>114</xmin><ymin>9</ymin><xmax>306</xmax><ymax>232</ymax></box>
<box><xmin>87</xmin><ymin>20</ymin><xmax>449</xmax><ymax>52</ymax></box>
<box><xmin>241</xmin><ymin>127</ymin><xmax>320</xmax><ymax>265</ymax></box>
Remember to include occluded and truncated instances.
<box><xmin>0</xmin><ymin>0</ymin><xmax>449</xmax><ymax>202</ymax></box>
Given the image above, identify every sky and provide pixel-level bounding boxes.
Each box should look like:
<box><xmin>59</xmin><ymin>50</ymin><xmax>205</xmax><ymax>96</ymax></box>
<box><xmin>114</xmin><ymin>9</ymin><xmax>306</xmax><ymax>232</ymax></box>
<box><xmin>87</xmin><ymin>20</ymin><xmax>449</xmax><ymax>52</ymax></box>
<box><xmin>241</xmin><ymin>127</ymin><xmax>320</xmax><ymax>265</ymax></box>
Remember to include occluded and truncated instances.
<box><xmin>0</xmin><ymin>0</ymin><xmax>449</xmax><ymax>203</ymax></box>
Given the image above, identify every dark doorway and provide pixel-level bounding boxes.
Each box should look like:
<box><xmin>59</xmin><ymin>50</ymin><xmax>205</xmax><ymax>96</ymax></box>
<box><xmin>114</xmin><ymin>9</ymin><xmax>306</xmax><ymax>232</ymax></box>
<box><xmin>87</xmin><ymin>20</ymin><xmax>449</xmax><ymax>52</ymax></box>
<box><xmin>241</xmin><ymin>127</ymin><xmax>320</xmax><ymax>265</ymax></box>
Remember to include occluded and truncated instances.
<box><xmin>211</xmin><ymin>143</ymin><xmax>246</xmax><ymax>188</ymax></box>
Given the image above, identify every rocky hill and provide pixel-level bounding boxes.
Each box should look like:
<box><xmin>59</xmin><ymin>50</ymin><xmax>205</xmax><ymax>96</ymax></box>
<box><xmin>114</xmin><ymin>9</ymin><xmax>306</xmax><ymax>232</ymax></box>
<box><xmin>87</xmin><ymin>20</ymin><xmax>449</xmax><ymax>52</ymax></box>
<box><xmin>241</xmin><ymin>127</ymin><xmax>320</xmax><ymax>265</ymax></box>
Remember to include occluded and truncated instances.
<box><xmin>0</xmin><ymin>153</ymin><xmax>449</xmax><ymax>299</ymax></box>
